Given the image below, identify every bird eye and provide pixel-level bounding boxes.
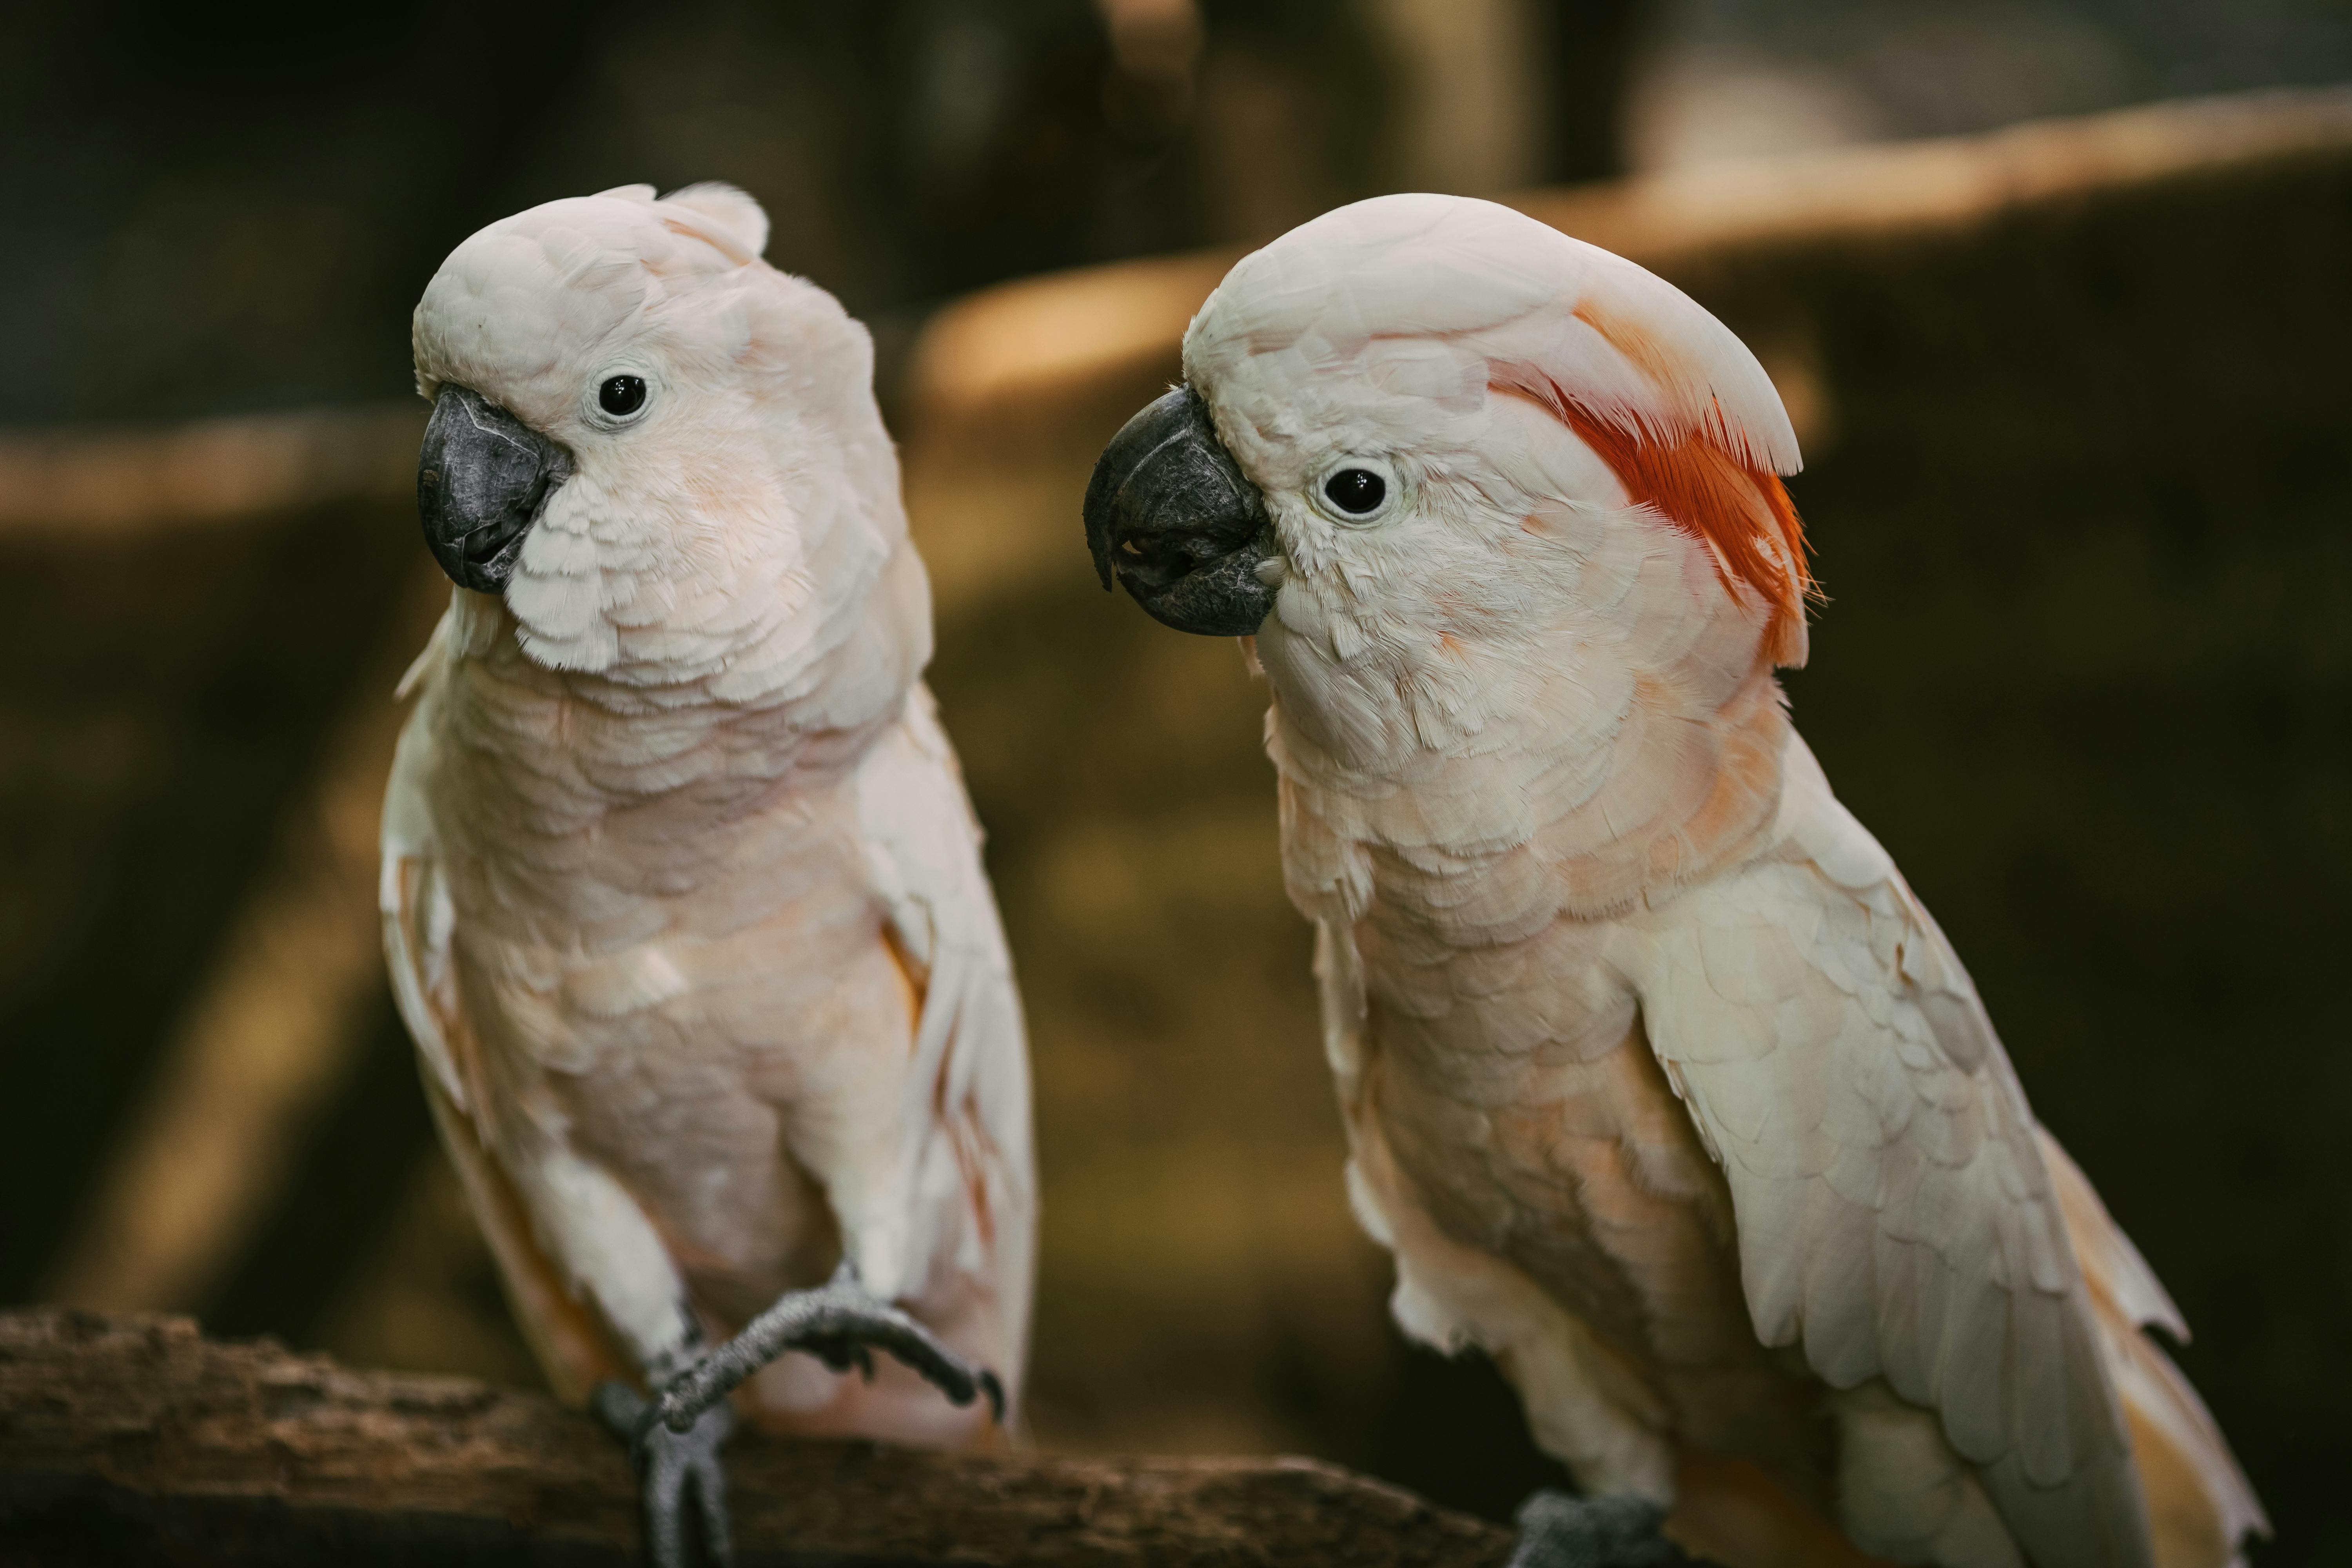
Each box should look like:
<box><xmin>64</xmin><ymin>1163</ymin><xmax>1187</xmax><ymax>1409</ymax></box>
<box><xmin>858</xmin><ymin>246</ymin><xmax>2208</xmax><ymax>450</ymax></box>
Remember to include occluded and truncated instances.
<box><xmin>599</xmin><ymin>375</ymin><xmax>648</xmax><ymax>418</ymax></box>
<box><xmin>1323</xmin><ymin>468</ymin><xmax>1387</xmax><ymax>515</ymax></box>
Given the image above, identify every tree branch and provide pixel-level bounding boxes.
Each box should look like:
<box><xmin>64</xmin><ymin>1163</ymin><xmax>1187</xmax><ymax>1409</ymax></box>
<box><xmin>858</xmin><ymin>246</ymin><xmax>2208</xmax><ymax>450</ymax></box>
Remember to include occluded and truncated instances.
<box><xmin>0</xmin><ymin>1309</ymin><xmax>1511</xmax><ymax>1566</ymax></box>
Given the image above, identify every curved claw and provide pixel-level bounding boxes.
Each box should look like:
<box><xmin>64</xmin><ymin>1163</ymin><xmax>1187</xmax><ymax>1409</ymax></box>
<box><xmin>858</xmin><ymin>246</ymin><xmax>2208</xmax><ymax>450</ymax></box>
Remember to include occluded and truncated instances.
<box><xmin>805</xmin><ymin>1335</ymin><xmax>878</xmax><ymax>1383</ymax></box>
<box><xmin>593</xmin><ymin>1378</ymin><xmax>648</xmax><ymax>1442</ymax></box>
<box><xmin>593</xmin><ymin>1379</ymin><xmax>737</xmax><ymax>1568</ymax></box>
<box><xmin>653</xmin><ymin>1268</ymin><xmax>1006</xmax><ymax>1435</ymax></box>
<box><xmin>976</xmin><ymin>1366</ymin><xmax>1007</xmax><ymax>1425</ymax></box>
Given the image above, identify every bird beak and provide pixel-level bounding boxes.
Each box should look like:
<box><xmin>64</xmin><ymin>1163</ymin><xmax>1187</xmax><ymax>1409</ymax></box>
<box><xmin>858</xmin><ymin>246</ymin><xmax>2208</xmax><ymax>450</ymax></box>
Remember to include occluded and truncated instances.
<box><xmin>416</xmin><ymin>384</ymin><xmax>573</xmax><ymax>594</ymax></box>
<box><xmin>1082</xmin><ymin>385</ymin><xmax>1279</xmax><ymax>637</ymax></box>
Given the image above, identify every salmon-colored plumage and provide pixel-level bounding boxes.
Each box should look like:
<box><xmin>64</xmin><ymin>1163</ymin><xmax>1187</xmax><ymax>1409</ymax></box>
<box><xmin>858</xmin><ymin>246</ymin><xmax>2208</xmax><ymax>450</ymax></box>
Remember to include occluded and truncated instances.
<box><xmin>385</xmin><ymin>185</ymin><xmax>1035</xmax><ymax>1461</ymax></box>
<box><xmin>1177</xmin><ymin>193</ymin><xmax>2264</xmax><ymax>1568</ymax></box>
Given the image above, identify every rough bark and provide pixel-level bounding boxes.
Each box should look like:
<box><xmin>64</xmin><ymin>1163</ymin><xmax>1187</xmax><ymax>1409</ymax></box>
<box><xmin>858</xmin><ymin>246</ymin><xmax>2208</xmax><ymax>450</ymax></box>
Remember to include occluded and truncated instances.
<box><xmin>0</xmin><ymin>1309</ymin><xmax>1512</xmax><ymax>1567</ymax></box>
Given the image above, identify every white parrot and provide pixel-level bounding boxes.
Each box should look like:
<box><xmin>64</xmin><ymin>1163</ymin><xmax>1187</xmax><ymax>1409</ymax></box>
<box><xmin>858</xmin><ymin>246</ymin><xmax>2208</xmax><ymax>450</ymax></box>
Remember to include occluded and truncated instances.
<box><xmin>383</xmin><ymin>182</ymin><xmax>1034</xmax><ymax>1566</ymax></box>
<box><xmin>1082</xmin><ymin>193</ymin><xmax>2263</xmax><ymax>1568</ymax></box>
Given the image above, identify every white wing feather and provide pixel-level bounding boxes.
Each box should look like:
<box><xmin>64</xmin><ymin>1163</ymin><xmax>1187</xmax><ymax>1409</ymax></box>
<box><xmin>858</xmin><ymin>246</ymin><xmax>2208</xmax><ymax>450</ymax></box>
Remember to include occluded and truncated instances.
<box><xmin>381</xmin><ymin>607</ymin><xmax>472</xmax><ymax>1114</ymax></box>
<box><xmin>1630</xmin><ymin>735</ymin><xmax>2154</xmax><ymax>1568</ymax></box>
<box><xmin>856</xmin><ymin>684</ymin><xmax>1036</xmax><ymax>1367</ymax></box>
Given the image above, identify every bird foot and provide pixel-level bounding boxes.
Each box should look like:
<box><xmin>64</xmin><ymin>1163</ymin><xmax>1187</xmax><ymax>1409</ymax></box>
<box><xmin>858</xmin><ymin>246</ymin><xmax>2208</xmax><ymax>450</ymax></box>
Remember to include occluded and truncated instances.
<box><xmin>593</xmin><ymin>1379</ymin><xmax>735</xmax><ymax>1568</ymax></box>
<box><xmin>650</xmin><ymin>1260</ymin><xmax>1005</xmax><ymax>1437</ymax></box>
<box><xmin>1507</xmin><ymin>1493</ymin><xmax>1695</xmax><ymax>1568</ymax></box>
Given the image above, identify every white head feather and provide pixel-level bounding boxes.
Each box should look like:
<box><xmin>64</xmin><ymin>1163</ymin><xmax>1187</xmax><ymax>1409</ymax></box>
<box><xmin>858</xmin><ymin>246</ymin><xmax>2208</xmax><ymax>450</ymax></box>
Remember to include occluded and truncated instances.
<box><xmin>412</xmin><ymin>183</ymin><xmax>918</xmax><ymax>692</ymax></box>
<box><xmin>1183</xmin><ymin>191</ymin><xmax>1798</xmax><ymax>473</ymax></box>
<box><xmin>1181</xmin><ymin>193</ymin><xmax>1813</xmax><ymax>771</ymax></box>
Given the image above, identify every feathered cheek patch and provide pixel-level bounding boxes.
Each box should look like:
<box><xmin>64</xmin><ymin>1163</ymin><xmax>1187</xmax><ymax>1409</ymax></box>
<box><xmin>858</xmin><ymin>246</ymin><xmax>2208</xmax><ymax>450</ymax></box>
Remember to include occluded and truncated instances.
<box><xmin>1502</xmin><ymin>375</ymin><xmax>1813</xmax><ymax>667</ymax></box>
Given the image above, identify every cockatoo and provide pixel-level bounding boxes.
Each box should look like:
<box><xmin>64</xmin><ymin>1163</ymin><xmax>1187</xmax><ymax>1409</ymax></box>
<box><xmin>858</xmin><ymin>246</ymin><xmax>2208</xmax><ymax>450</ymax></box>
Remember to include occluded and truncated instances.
<box><xmin>1082</xmin><ymin>194</ymin><xmax>2263</xmax><ymax>1568</ymax></box>
<box><xmin>383</xmin><ymin>183</ymin><xmax>1033</xmax><ymax>1567</ymax></box>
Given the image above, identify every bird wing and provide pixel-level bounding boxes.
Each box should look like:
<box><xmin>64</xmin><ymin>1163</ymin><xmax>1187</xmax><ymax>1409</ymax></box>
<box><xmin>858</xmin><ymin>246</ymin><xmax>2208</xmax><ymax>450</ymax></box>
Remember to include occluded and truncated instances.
<box><xmin>1631</xmin><ymin>734</ymin><xmax>2154</xmax><ymax>1568</ymax></box>
<box><xmin>381</xmin><ymin>608</ymin><xmax>479</xmax><ymax>1118</ymax></box>
<box><xmin>853</xmin><ymin>683</ymin><xmax>1035</xmax><ymax>1379</ymax></box>
<box><xmin>379</xmin><ymin>609</ymin><xmax>642</xmax><ymax>1400</ymax></box>
<box><xmin>2038</xmin><ymin>1129</ymin><xmax>2268</xmax><ymax>1566</ymax></box>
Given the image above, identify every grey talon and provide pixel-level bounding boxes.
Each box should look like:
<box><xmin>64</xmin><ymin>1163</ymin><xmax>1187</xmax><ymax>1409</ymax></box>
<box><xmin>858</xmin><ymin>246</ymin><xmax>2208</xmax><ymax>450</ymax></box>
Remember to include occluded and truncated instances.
<box><xmin>592</xmin><ymin>1378</ymin><xmax>648</xmax><ymax>1441</ymax></box>
<box><xmin>653</xmin><ymin>1270</ymin><xmax>1005</xmax><ymax>1437</ymax></box>
<box><xmin>594</xmin><ymin>1378</ymin><xmax>737</xmax><ymax>1568</ymax></box>
<box><xmin>1506</xmin><ymin>1492</ymin><xmax>1695</xmax><ymax>1568</ymax></box>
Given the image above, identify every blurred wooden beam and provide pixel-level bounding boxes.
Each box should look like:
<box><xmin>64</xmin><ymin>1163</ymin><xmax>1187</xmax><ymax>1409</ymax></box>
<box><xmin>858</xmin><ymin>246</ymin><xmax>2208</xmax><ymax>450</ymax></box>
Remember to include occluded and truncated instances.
<box><xmin>0</xmin><ymin>405</ymin><xmax>422</xmax><ymax>537</ymax></box>
<box><xmin>904</xmin><ymin>84</ymin><xmax>2352</xmax><ymax>432</ymax></box>
<box><xmin>0</xmin><ymin>1309</ymin><xmax>1512</xmax><ymax>1568</ymax></box>
<box><xmin>1514</xmin><ymin>84</ymin><xmax>2352</xmax><ymax>269</ymax></box>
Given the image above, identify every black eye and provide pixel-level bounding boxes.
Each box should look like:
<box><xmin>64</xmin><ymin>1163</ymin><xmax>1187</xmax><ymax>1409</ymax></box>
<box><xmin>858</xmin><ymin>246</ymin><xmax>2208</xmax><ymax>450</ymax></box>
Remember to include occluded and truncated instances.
<box><xmin>599</xmin><ymin>375</ymin><xmax>648</xmax><ymax>417</ymax></box>
<box><xmin>1323</xmin><ymin>467</ymin><xmax>1387</xmax><ymax>515</ymax></box>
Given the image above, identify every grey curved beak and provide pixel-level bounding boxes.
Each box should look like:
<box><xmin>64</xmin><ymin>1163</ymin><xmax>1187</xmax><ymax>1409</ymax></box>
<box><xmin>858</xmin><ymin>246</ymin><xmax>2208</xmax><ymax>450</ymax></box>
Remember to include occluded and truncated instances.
<box><xmin>417</xmin><ymin>384</ymin><xmax>572</xmax><ymax>593</ymax></box>
<box><xmin>1082</xmin><ymin>385</ymin><xmax>1278</xmax><ymax>637</ymax></box>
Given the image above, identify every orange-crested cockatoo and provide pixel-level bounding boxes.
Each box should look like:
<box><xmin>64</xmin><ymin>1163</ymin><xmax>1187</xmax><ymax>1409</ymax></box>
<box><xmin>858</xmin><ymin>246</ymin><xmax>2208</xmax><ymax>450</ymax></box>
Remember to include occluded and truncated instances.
<box><xmin>1082</xmin><ymin>194</ymin><xmax>2262</xmax><ymax>1568</ymax></box>
<box><xmin>383</xmin><ymin>183</ymin><xmax>1033</xmax><ymax>1567</ymax></box>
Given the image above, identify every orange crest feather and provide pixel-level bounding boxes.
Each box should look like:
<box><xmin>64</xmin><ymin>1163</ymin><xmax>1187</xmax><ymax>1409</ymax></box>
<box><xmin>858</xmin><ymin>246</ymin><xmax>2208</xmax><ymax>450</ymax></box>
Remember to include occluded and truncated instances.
<box><xmin>1509</xmin><ymin>374</ymin><xmax>1815</xmax><ymax>668</ymax></box>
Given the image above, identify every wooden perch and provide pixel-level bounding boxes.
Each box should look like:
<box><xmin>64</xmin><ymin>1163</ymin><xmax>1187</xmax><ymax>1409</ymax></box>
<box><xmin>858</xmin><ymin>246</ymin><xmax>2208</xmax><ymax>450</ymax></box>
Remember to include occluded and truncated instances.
<box><xmin>0</xmin><ymin>1309</ymin><xmax>1512</xmax><ymax>1566</ymax></box>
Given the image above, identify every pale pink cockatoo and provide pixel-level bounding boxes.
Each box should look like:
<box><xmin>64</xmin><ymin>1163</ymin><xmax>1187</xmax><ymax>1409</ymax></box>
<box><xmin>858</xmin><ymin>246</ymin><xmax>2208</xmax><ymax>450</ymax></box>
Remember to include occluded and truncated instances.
<box><xmin>1082</xmin><ymin>193</ymin><xmax>2262</xmax><ymax>1568</ymax></box>
<box><xmin>384</xmin><ymin>183</ymin><xmax>1033</xmax><ymax>1567</ymax></box>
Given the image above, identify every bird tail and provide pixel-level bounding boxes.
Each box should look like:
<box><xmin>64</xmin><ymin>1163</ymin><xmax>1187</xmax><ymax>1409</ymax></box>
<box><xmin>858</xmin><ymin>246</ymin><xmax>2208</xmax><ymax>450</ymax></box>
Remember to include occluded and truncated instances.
<box><xmin>2037</xmin><ymin>1131</ymin><xmax>2269</xmax><ymax>1568</ymax></box>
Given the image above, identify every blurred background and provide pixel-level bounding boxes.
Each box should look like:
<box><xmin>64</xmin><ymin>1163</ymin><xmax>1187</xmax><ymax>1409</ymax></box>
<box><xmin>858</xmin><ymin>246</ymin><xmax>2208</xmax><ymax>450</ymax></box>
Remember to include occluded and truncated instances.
<box><xmin>5</xmin><ymin>0</ymin><xmax>2352</xmax><ymax>1560</ymax></box>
